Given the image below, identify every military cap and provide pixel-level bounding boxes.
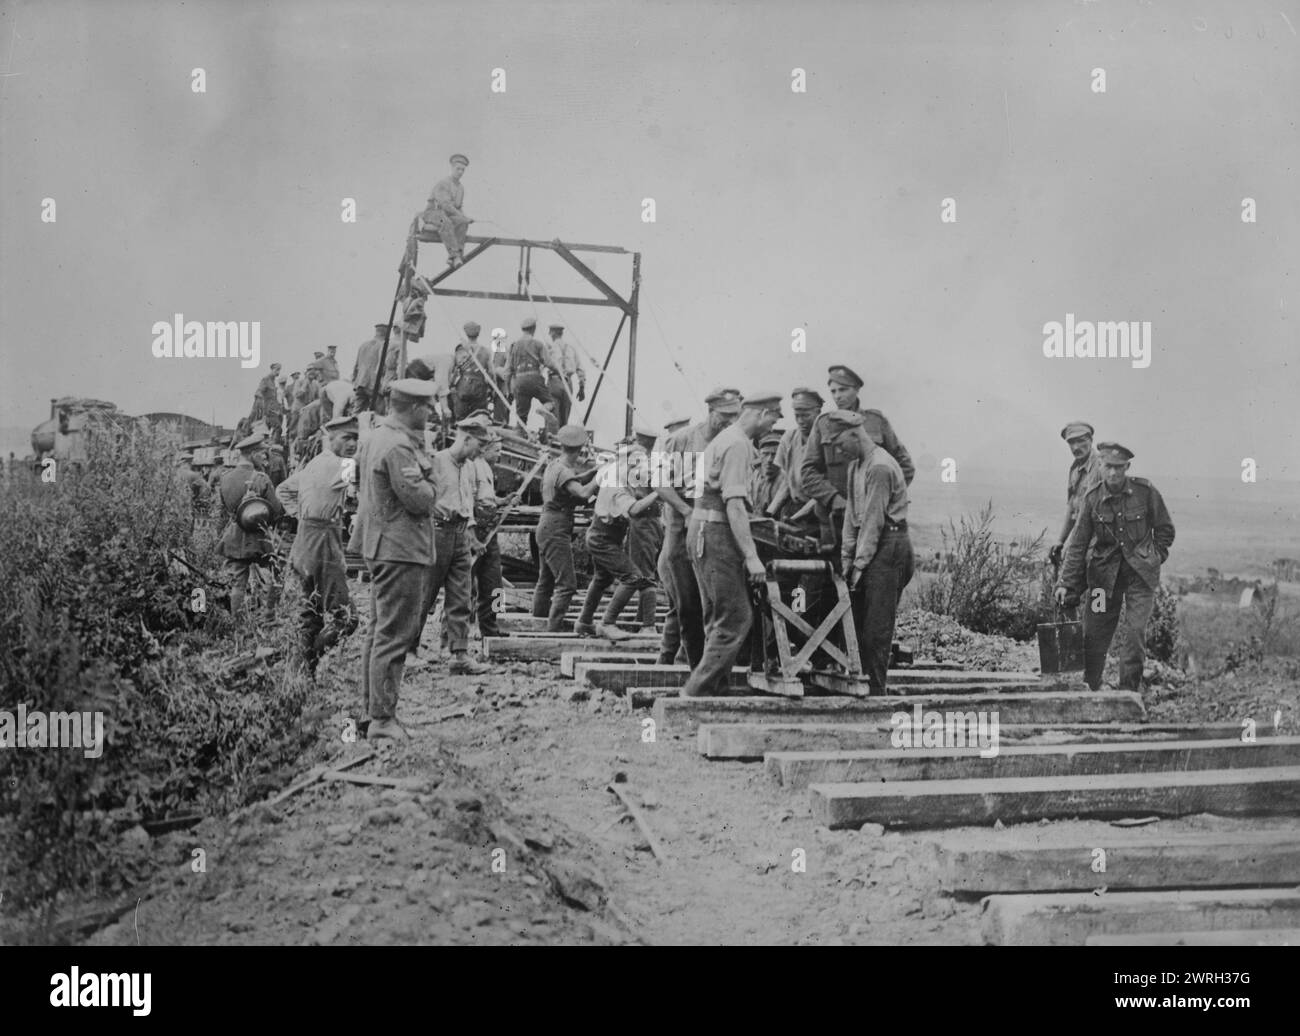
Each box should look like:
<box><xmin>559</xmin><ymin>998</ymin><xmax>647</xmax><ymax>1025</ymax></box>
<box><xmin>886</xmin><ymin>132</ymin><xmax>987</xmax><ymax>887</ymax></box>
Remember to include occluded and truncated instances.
<box><xmin>375</xmin><ymin>322</ymin><xmax>391</xmax><ymax>332</ymax></box>
<box><xmin>235</xmin><ymin>432</ymin><xmax>266</xmax><ymax>451</ymax></box>
<box><xmin>549</xmin><ymin>323</ymin><xmax>564</xmax><ymax>332</ymax></box>
<box><xmin>664</xmin><ymin>416</ymin><xmax>691</xmax><ymax>432</ymax></box>
<box><xmin>269</xmin><ymin>443</ymin><xmax>285</xmax><ymax>454</ymax></box>
<box><xmin>704</xmin><ymin>387</ymin><xmax>743</xmax><ymax>413</ymax></box>
<box><xmin>314</xmin><ymin>350</ymin><xmax>325</xmax><ymax>358</ymax></box>
<box><xmin>269</xmin><ymin>361</ymin><xmax>282</xmax><ymax>370</ymax></box>
<box><xmin>306</xmin><ymin>360</ymin><xmax>325</xmax><ymax>372</ymax></box>
<box><xmin>327</xmin><ymin>344</ymin><xmax>338</xmax><ymax>352</ymax></box>
<box><xmin>464</xmin><ymin>321</ymin><xmax>481</xmax><ymax>336</ymax></box>
<box><xmin>1096</xmin><ymin>441</ymin><xmax>1134</xmax><ymax>463</ymax></box>
<box><xmin>1060</xmin><ymin>421</ymin><xmax>1095</xmax><ymax>442</ymax></box>
<box><xmin>556</xmin><ymin>424</ymin><xmax>589</xmax><ymax>448</ymax></box>
<box><xmin>827</xmin><ymin>365</ymin><xmax>864</xmax><ymax>390</ymax></box>
<box><xmin>791</xmin><ymin>386</ymin><xmax>825</xmax><ymax>407</ymax></box>
<box><xmin>741</xmin><ymin>391</ymin><xmax>783</xmax><ymax>411</ymax></box>
<box><xmin>633</xmin><ymin>424</ymin><xmax>658</xmax><ymax>448</ymax></box>
<box><xmin>465</xmin><ymin>408</ymin><xmax>493</xmax><ymax>422</ymax></box>
<box><xmin>405</xmin><ymin>358</ymin><xmax>434</xmax><ymax>380</ymax></box>
<box><xmin>521</xmin><ymin>316</ymin><xmax>537</xmax><ymax>331</ymax></box>
<box><xmin>325</xmin><ymin>414</ymin><xmax>359</xmax><ymax>433</ymax></box>
<box><xmin>450</xmin><ymin>153</ymin><xmax>469</xmax><ymax>166</ymax></box>
<box><xmin>759</xmin><ymin>433</ymin><xmax>784</xmax><ymax>450</ymax></box>
<box><xmin>456</xmin><ymin>415</ymin><xmax>494</xmax><ymax>441</ymax></box>
<box><xmin>389</xmin><ymin>378</ymin><xmax>438</xmax><ymax>403</ymax></box>
<box><xmin>289</xmin><ymin>370</ymin><xmax>301</xmax><ymax>377</ymax></box>
<box><xmin>821</xmin><ymin>409</ymin><xmax>866</xmax><ymax>438</ymax></box>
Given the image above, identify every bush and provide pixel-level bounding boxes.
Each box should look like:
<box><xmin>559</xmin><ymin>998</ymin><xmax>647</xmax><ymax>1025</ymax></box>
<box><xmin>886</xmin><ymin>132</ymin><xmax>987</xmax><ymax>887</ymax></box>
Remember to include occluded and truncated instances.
<box><xmin>1144</xmin><ymin>585</ymin><xmax>1180</xmax><ymax>664</ymax></box>
<box><xmin>917</xmin><ymin>502</ymin><xmax>1048</xmax><ymax>641</ymax></box>
<box><xmin>0</xmin><ymin>417</ymin><xmax>317</xmax><ymax>942</ymax></box>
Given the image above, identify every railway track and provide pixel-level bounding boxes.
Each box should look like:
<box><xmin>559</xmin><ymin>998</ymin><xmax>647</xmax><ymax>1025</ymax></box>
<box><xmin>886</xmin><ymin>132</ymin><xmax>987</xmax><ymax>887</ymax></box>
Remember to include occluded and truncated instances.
<box><xmin>490</xmin><ymin>592</ymin><xmax>1300</xmax><ymax>946</ymax></box>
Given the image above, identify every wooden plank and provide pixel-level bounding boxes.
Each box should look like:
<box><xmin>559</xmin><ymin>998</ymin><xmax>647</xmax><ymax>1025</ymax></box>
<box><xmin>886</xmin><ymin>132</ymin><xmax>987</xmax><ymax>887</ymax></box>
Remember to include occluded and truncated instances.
<box><xmin>656</xmin><ymin>691</ymin><xmax>1145</xmax><ymax>737</ymax></box>
<box><xmin>981</xmin><ymin>888</ymin><xmax>1300</xmax><ymax>946</ymax></box>
<box><xmin>1086</xmin><ymin>929</ymin><xmax>1300</xmax><ymax>946</ymax></box>
<box><xmin>810</xmin><ymin>766</ymin><xmax>1300</xmax><ymax>831</ymax></box>
<box><xmin>699</xmin><ymin>721</ymin><xmax>1249</xmax><ymax>760</ymax></box>
<box><xmin>580</xmin><ymin>662</ymin><xmax>1039</xmax><ymax>694</ymax></box>
<box><xmin>767</xmin><ymin>737</ymin><xmax>1300</xmax><ymax>789</ymax></box>
<box><xmin>930</xmin><ymin>828</ymin><xmax>1300</xmax><ymax>894</ymax></box>
<box><xmin>482</xmin><ymin>637</ymin><xmax>659</xmax><ymax>663</ymax></box>
<box><xmin>494</xmin><ymin>616</ymin><xmax>661</xmax><ymax>636</ymax></box>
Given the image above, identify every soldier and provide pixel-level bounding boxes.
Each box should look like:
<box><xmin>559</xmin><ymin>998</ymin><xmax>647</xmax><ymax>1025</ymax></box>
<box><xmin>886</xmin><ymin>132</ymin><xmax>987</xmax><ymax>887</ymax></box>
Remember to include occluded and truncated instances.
<box><xmin>750</xmin><ymin>432</ymin><xmax>783</xmax><ymax>517</ymax></box>
<box><xmin>252</xmin><ymin>363</ymin><xmax>284</xmax><ymax>443</ymax></box>
<box><xmin>353</xmin><ymin>323</ymin><xmax>396</xmax><ymax>413</ymax></box>
<box><xmin>546</xmin><ymin>324</ymin><xmax>586</xmax><ymax>426</ymax></box>
<box><xmin>413</xmin><ymin>414</ymin><xmax>494</xmax><ymax>675</ymax></box>
<box><xmin>1055</xmin><ymin>443</ymin><xmax>1175</xmax><ymax>691</ymax></box>
<box><xmin>217</xmin><ymin>432</ymin><xmax>285</xmax><ymax>620</ymax></box>
<box><xmin>319</xmin><ymin>345</ymin><xmax>341</xmax><ymax>383</ymax></box>
<box><xmin>489</xmin><ymin>328</ymin><xmax>511</xmax><ymax>424</ymax></box>
<box><xmin>832</xmin><ymin>411</ymin><xmax>913</xmax><ymax>695</ymax></box>
<box><xmin>276</xmin><ymin>415</ymin><xmax>361</xmax><ymax>677</ymax></box>
<box><xmin>449</xmin><ymin>322</ymin><xmax>494</xmax><ymax>421</ymax></box>
<box><xmin>681</xmin><ymin>392</ymin><xmax>784</xmax><ymax>698</ymax></box>
<box><xmin>653</xmin><ymin>416</ymin><xmax>690</xmax><ymax>663</ymax></box>
<box><xmin>295</xmin><ymin>394</ymin><xmax>325</xmax><ymax>465</ymax></box>
<box><xmin>767</xmin><ymin>386</ymin><xmax>823</xmax><ymax>522</ymax></box>
<box><xmin>285</xmin><ymin>370</ymin><xmax>304</xmax><ymax>440</ymax></box>
<box><xmin>574</xmin><ymin>442</ymin><xmax>660</xmax><ymax>641</ymax></box>
<box><xmin>533</xmin><ymin>424</ymin><xmax>603</xmax><ymax>630</ymax></box>
<box><xmin>424</xmin><ymin>153</ymin><xmax>473</xmax><ymax>268</ymax></box>
<box><xmin>470</xmin><ymin>432</ymin><xmax>514</xmax><ymax>641</ymax></box>
<box><xmin>653</xmin><ymin>388</ymin><xmax>741</xmax><ymax>670</ymax></box>
<box><xmin>348</xmin><ymin>378</ymin><xmax>439</xmax><ymax>741</ymax></box>
<box><xmin>507</xmin><ymin>317</ymin><xmax>561</xmax><ymax>424</ymax></box>
<box><xmin>265</xmin><ymin>443</ymin><xmax>289</xmax><ymax>487</ymax></box>
<box><xmin>1049</xmin><ymin>420</ymin><xmax>1104</xmax><ymax>568</ymax></box>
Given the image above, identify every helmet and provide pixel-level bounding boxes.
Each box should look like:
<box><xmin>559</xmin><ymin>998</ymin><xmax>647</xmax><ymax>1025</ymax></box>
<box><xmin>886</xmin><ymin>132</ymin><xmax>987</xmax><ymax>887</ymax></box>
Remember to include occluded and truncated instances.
<box><xmin>235</xmin><ymin>496</ymin><xmax>273</xmax><ymax>533</ymax></box>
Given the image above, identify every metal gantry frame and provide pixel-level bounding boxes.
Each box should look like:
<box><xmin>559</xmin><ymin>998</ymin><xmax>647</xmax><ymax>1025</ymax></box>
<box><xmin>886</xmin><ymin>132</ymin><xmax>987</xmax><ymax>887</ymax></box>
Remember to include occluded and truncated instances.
<box><xmin>415</xmin><ymin>230</ymin><xmax>642</xmax><ymax>436</ymax></box>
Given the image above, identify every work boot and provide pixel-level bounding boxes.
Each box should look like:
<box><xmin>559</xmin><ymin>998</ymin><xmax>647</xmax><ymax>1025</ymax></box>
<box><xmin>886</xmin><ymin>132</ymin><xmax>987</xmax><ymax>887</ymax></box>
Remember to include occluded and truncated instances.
<box><xmin>573</xmin><ymin>621</ymin><xmax>598</xmax><ymax>638</ymax></box>
<box><xmin>601</xmin><ymin>583</ymin><xmax>637</xmax><ymax>631</ymax></box>
<box><xmin>366</xmin><ymin>717</ymin><xmax>409</xmax><ymax>742</ymax></box>
<box><xmin>449</xmin><ymin>653</ymin><xmax>489</xmax><ymax>676</ymax></box>
<box><xmin>597</xmin><ymin>624</ymin><xmax>630</xmax><ymax>642</ymax></box>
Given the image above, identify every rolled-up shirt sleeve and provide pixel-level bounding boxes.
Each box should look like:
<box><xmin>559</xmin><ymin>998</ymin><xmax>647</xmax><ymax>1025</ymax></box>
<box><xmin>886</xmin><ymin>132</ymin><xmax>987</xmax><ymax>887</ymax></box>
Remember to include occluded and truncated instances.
<box><xmin>719</xmin><ymin>439</ymin><xmax>755</xmax><ymax>503</ymax></box>
<box><xmin>848</xmin><ymin>464</ymin><xmax>890</xmax><ymax>571</ymax></box>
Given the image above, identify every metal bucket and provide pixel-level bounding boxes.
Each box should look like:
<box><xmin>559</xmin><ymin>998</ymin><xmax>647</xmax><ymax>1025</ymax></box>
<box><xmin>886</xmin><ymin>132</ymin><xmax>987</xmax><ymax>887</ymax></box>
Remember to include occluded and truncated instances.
<box><xmin>1037</xmin><ymin>608</ymin><xmax>1084</xmax><ymax>674</ymax></box>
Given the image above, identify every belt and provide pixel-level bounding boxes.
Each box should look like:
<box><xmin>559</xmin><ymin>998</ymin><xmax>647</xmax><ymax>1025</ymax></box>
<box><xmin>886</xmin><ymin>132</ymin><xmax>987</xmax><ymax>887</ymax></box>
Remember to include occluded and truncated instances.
<box><xmin>692</xmin><ymin>508</ymin><xmax>729</xmax><ymax>524</ymax></box>
<box><xmin>885</xmin><ymin>520</ymin><xmax>908</xmax><ymax>532</ymax></box>
<box><xmin>299</xmin><ymin>517</ymin><xmax>340</xmax><ymax>529</ymax></box>
<box><xmin>435</xmin><ymin>516</ymin><xmax>468</xmax><ymax>528</ymax></box>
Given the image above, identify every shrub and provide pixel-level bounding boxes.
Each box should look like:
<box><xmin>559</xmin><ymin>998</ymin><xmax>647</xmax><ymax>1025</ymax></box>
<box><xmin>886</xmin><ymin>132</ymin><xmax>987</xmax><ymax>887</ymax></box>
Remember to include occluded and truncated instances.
<box><xmin>0</xmin><ymin>417</ymin><xmax>317</xmax><ymax>942</ymax></box>
<box><xmin>1144</xmin><ymin>585</ymin><xmax>1180</xmax><ymax>664</ymax></box>
<box><xmin>917</xmin><ymin>502</ymin><xmax>1048</xmax><ymax>641</ymax></box>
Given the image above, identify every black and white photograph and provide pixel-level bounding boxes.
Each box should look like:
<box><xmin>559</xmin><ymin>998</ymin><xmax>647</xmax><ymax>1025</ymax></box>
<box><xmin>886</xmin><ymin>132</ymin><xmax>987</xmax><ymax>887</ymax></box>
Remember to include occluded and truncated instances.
<box><xmin>2</xmin><ymin>0</ymin><xmax>1298</xmax><ymax>986</ymax></box>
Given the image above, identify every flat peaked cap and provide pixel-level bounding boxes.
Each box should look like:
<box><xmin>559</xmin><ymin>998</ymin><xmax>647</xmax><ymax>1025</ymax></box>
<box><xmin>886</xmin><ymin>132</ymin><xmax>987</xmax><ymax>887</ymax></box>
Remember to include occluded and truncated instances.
<box><xmin>389</xmin><ymin>378</ymin><xmax>438</xmax><ymax>401</ymax></box>
<box><xmin>325</xmin><ymin>415</ymin><xmax>358</xmax><ymax>433</ymax></box>
<box><xmin>791</xmin><ymin>386</ymin><xmax>825</xmax><ymax>407</ymax></box>
<box><xmin>742</xmin><ymin>391</ymin><xmax>783</xmax><ymax>410</ymax></box>
<box><xmin>556</xmin><ymin>425</ymin><xmax>589</xmax><ymax>448</ymax></box>
<box><xmin>760</xmin><ymin>433</ymin><xmax>784</xmax><ymax>449</ymax></box>
<box><xmin>704</xmin><ymin>387</ymin><xmax>743</xmax><ymax>413</ymax></box>
<box><xmin>664</xmin><ymin>416</ymin><xmax>691</xmax><ymax>431</ymax></box>
<box><xmin>521</xmin><ymin>317</ymin><xmax>537</xmax><ymax>331</ymax></box>
<box><xmin>827</xmin><ymin>365</ymin><xmax>864</xmax><ymax>390</ymax></box>
<box><xmin>456</xmin><ymin>415</ymin><xmax>494</xmax><ymax>440</ymax></box>
<box><xmin>1060</xmin><ymin>421</ymin><xmax>1095</xmax><ymax>441</ymax></box>
<box><xmin>1097</xmin><ymin>442</ymin><xmax>1135</xmax><ymax>462</ymax></box>
<box><xmin>464</xmin><ymin>321</ymin><xmax>481</xmax><ymax>336</ymax></box>
<box><xmin>235</xmin><ymin>433</ymin><xmax>266</xmax><ymax>451</ymax></box>
<box><xmin>549</xmin><ymin>323</ymin><xmax>564</xmax><ymax>332</ymax></box>
<box><xmin>822</xmin><ymin>410</ymin><xmax>866</xmax><ymax>437</ymax></box>
<box><xmin>450</xmin><ymin>154</ymin><xmax>469</xmax><ymax>165</ymax></box>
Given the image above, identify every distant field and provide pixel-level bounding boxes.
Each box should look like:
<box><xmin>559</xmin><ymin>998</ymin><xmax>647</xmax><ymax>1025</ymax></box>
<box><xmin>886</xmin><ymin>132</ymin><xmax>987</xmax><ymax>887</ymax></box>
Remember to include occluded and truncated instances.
<box><xmin>908</xmin><ymin>472</ymin><xmax>1300</xmax><ymax>582</ymax></box>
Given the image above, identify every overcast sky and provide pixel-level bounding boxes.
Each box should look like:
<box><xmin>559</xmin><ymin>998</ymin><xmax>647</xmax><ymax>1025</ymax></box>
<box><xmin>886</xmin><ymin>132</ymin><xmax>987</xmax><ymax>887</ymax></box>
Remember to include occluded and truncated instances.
<box><xmin>2</xmin><ymin>0</ymin><xmax>1297</xmax><ymax>486</ymax></box>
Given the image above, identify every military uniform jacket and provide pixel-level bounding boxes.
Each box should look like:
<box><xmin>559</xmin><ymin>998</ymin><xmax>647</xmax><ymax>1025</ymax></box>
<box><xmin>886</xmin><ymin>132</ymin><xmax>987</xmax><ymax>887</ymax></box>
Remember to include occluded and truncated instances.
<box><xmin>347</xmin><ymin>415</ymin><xmax>437</xmax><ymax>564</ymax></box>
<box><xmin>801</xmin><ymin>407</ymin><xmax>914</xmax><ymax>509</ymax></box>
<box><xmin>507</xmin><ymin>336</ymin><xmax>560</xmax><ymax>378</ymax></box>
<box><xmin>1060</xmin><ymin>477</ymin><xmax>1175</xmax><ymax>596</ymax></box>
<box><xmin>217</xmin><ymin>462</ymin><xmax>283</xmax><ymax>560</ymax></box>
